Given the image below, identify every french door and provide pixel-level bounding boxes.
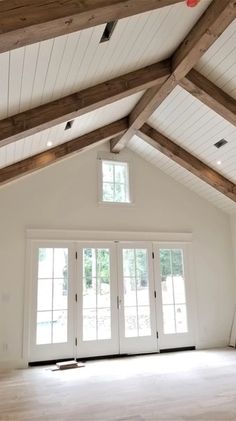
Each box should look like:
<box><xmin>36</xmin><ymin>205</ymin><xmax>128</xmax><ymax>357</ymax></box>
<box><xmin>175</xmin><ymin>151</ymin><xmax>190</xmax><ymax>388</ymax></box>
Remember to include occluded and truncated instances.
<box><xmin>28</xmin><ymin>240</ymin><xmax>195</xmax><ymax>362</ymax></box>
<box><xmin>154</xmin><ymin>243</ymin><xmax>195</xmax><ymax>350</ymax></box>
<box><xmin>117</xmin><ymin>243</ymin><xmax>157</xmax><ymax>354</ymax></box>
<box><xmin>76</xmin><ymin>243</ymin><xmax>119</xmax><ymax>357</ymax></box>
<box><xmin>29</xmin><ymin>242</ymin><xmax>75</xmax><ymax>362</ymax></box>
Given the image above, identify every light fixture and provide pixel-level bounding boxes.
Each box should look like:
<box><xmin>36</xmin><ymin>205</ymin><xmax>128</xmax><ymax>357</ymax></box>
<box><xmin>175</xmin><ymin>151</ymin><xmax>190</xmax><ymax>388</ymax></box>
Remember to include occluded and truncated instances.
<box><xmin>47</xmin><ymin>140</ymin><xmax>52</xmax><ymax>147</ymax></box>
<box><xmin>186</xmin><ymin>0</ymin><xmax>200</xmax><ymax>6</ymax></box>
<box><xmin>217</xmin><ymin>160</ymin><xmax>222</xmax><ymax>166</ymax></box>
<box><xmin>65</xmin><ymin>120</ymin><xmax>74</xmax><ymax>130</ymax></box>
<box><xmin>214</xmin><ymin>139</ymin><xmax>228</xmax><ymax>149</ymax></box>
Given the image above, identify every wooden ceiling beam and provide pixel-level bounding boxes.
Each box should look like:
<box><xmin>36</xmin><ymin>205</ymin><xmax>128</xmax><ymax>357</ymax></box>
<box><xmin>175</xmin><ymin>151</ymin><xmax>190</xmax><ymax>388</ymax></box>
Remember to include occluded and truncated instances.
<box><xmin>0</xmin><ymin>0</ymin><xmax>184</xmax><ymax>54</ymax></box>
<box><xmin>0</xmin><ymin>118</ymin><xmax>128</xmax><ymax>185</ymax></box>
<box><xmin>0</xmin><ymin>60</ymin><xmax>170</xmax><ymax>148</ymax></box>
<box><xmin>111</xmin><ymin>0</ymin><xmax>236</xmax><ymax>152</ymax></box>
<box><xmin>179</xmin><ymin>69</ymin><xmax>236</xmax><ymax>126</ymax></box>
<box><xmin>138</xmin><ymin>123</ymin><xmax>236</xmax><ymax>202</ymax></box>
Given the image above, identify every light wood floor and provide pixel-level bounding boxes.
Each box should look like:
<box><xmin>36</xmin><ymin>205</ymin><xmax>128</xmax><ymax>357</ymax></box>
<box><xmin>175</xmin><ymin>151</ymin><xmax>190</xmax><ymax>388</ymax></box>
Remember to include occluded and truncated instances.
<box><xmin>1</xmin><ymin>349</ymin><xmax>236</xmax><ymax>420</ymax></box>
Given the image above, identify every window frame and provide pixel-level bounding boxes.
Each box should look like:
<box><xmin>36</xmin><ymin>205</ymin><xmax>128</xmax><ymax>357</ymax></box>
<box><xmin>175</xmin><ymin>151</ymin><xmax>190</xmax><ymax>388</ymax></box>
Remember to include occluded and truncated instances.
<box><xmin>98</xmin><ymin>154</ymin><xmax>133</xmax><ymax>205</ymax></box>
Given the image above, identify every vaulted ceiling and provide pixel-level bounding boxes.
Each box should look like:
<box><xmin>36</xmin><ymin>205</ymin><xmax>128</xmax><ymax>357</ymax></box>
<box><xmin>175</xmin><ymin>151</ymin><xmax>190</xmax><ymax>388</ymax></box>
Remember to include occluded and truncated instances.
<box><xmin>0</xmin><ymin>0</ymin><xmax>236</xmax><ymax>214</ymax></box>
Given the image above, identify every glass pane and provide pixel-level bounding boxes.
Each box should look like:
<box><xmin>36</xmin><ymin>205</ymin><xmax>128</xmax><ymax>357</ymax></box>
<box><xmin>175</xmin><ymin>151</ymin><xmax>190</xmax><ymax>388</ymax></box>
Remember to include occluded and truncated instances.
<box><xmin>115</xmin><ymin>164</ymin><xmax>126</xmax><ymax>183</ymax></box>
<box><xmin>97</xmin><ymin>308</ymin><xmax>111</xmax><ymax>340</ymax></box>
<box><xmin>136</xmin><ymin>249</ymin><xmax>148</xmax><ymax>278</ymax></box>
<box><xmin>125</xmin><ymin>306</ymin><xmax>138</xmax><ymax>337</ymax></box>
<box><xmin>161</xmin><ymin>276</ymin><xmax>174</xmax><ymax>305</ymax></box>
<box><xmin>124</xmin><ymin>277</ymin><xmax>137</xmax><ymax>307</ymax></box>
<box><xmin>137</xmin><ymin>277</ymin><xmax>149</xmax><ymax>306</ymax></box>
<box><xmin>38</xmin><ymin>248</ymin><xmax>53</xmax><ymax>278</ymax></box>
<box><xmin>163</xmin><ymin>305</ymin><xmax>175</xmax><ymax>334</ymax></box>
<box><xmin>53</xmin><ymin>278</ymin><xmax>68</xmax><ymax>310</ymax></box>
<box><xmin>103</xmin><ymin>182</ymin><xmax>114</xmax><ymax>202</ymax></box>
<box><xmin>123</xmin><ymin>249</ymin><xmax>135</xmax><ymax>277</ymax></box>
<box><xmin>54</xmin><ymin>248</ymin><xmax>68</xmax><ymax>278</ymax></box>
<box><xmin>97</xmin><ymin>249</ymin><xmax>110</xmax><ymax>279</ymax></box>
<box><xmin>97</xmin><ymin>278</ymin><xmax>110</xmax><ymax>308</ymax></box>
<box><xmin>52</xmin><ymin>310</ymin><xmax>67</xmax><ymax>343</ymax></box>
<box><xmin>83</xmin><ymin>248</ymin><xmax>96</xmax><ymax>279</ymax></box>
<box><xmin>138</xmin><ymin>306</ymin><xmax>151</xmax><ymax>336</ymax></box>
<box><xmin>83</xmin><ymin>309</ymin><xmax>96</xmax><ymax>341</ymax></box>
<box><xmin>83</xmin><ymin>277</ymin><xmax>96</xmax><ymax>308</ymax></box>
<box><xmin>171</xmin><ymin>250</ymin><xmax>183</xmax><ymax>277</ymax></box>
<box><xmin>173</xmin><ymin>275</ymin><xmax>186</xmax><ymax>304</ymax></box>
<box><xmin>37</xmin><ymin>278</ymin><xmax>52</xmax><ymax>311</ymax></box>
<box><xmin>160</xmin><ymin>249</ymin><xmax>171</xmax><ymax>279</ymax></box>
<box><xmin>175</xmin><ymin>305</ymin><xmax>188</xmax><ymax>333</ymax></box>
<box><xmin>36</xmin><ymin>311</ymin><xmax>52</xmax><ymax>344</ymax></box>
<box><xmin>102</xmin><ymin>162</ymin><xmax>114</xmax><ymax>182</ymax></box>
<box><xmin>114</xmin><ymin>183</ymin><xmax>126</xmax><ymax>202</ymax></box>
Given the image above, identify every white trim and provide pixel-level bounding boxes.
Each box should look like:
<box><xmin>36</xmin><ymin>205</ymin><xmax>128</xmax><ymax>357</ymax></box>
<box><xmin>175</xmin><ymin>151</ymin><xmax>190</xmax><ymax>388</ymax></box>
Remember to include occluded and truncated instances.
<box><xmin>26</xmin><ymin>229</ymin><xmax>193</xmax><ymax>243</ymax></box>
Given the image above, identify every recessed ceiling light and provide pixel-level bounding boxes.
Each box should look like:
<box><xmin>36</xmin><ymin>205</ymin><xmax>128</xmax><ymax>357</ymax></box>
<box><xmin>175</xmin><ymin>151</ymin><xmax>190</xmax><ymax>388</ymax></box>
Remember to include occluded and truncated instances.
<box><xmin>47</xmin><ymin>140</ymin><xmax>52</xmax><ymax>147</ymax></box>
<box><xmin>217</xmin><ymin>160</ymin><xmax>222</xmax><ymax>165</ymax></box>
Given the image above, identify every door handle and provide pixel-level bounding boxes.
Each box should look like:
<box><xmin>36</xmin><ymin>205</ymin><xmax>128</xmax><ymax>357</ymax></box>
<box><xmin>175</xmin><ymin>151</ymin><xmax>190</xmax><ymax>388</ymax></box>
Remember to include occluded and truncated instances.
<box><xmin>117</xmin><ymin>296</ymin><xmax>122</xmax><ymax>309</ymax></box>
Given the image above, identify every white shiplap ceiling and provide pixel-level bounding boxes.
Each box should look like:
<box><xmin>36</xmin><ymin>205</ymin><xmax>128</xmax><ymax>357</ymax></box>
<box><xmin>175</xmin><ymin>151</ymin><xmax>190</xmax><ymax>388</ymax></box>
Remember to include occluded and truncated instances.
<box><xmin>0</xmin><ymin>0</ymin><xmax>211</xmax><ymax>119</ymax></box>
<box><xmin>1</xmin><ymin>0</ymin><xmax>236</xmax><ymax>216</ymax></box>
<box><xmin>196</xmin><ymin>18</ymin><xmax>236</xmax><ymax>99</ymax></box>
<box><xmin>148</xmin><ymin>85</ymin><xmax>236</xmax><ymax>183</ymax></box>
<box><xmin>0</xmin><ymin>93</ymin><xmax>143</xmax><ymax>168</ymax></box>
<box><xmin>129</xmin><ymin>135</ymin><xmax>236</xmax><ymax>215</ymax></box>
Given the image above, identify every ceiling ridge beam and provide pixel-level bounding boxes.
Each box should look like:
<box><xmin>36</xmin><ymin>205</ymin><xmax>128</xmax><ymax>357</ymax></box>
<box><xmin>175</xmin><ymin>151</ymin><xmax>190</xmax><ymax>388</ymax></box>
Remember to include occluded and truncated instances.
<box><xmin>138</xmin><ymin>123</ymin><xmax>236</xmax><ymax>202</ymax></box>
<box><xmin>111</xmin><ymin>0</ymin><xmax>236</xmax><ymax>152</ymax></box>
<box><xmin>0</xmin><ymin>59</ymin><xmax>171</xmax><ymax>148</ymax></box>
<box><xmin>0</xmin><ymin>0</ymin><xmax>184</xmax><ymax>54</ymax></box>
<box><xmin>179</xmin><ymin>69</ymin><xmax>236</xmax><ymax>126</ymax></box>
<box><xmin>0</xmin><ymin>118</ymin><xmax>128</xmax><ymax>185</ymax></box>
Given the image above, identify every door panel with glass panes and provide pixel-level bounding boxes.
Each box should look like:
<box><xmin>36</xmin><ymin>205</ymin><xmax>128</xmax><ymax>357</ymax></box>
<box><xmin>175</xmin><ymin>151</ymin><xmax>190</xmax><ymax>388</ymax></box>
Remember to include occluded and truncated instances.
<box><xmin>154</xmin><ymin>244</ymin><xmax>195</xmax><ymax>350</ymax></box>
<box><xmin>76</xmin><ymin>243</ymin><xmax>119</xmax><ymax>358</ymax></box>
<box><xmin>29</xmin><ymin>243</ymin><xmax>75</xmax><ymax>362</ymax></box>
<box><xmin>117</xmin><ymin>243</ymin><xmax>157</xmax><ymax>354</ymax></box>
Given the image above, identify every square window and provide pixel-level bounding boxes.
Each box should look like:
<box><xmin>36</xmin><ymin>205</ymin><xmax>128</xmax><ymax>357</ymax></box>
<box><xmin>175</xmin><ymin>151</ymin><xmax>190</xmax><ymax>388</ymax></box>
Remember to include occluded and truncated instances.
<box><xmin>100</xmin><ymin>160</ymin><xmax>131</xmax><ymax>203</ymax></box>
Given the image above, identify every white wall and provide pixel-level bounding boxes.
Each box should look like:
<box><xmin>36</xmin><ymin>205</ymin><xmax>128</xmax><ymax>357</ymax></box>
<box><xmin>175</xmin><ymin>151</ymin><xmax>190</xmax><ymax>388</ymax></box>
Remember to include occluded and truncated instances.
<box><xmin>0</xmin><ymin>144</ymin><xmax>235</xmax><ymax>367</ymax></box>
<box><xmin>230</xmin><ymin>215</ymin><xmax>236</xmax><ymax>284</ymax></box>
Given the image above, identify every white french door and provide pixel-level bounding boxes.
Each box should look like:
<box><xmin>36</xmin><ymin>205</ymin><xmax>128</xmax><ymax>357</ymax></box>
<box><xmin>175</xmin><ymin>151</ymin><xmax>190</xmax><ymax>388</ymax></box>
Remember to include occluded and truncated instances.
<box><xmin>117</xmin><ymin>242</ymin><xmax>157</xmax><ymax>354</ymax></box>
<box><xmin>29</xmin><ymin>242</ymin><xmax>75</xmax><ymax>362</ymax></box>
<box><xmin>76</xmin><ymin>243</ymin><xmax>119</xmax><ymax>358</ymax></box>
<box><xmin>28</xmin><ymin>239</ymin><xmax>195</xmax><ymax>362</ymax></box>
<box><xmin>154</xmin><ymin>243</ymin><xmax>195</xmax><ymax>350</ymax></box>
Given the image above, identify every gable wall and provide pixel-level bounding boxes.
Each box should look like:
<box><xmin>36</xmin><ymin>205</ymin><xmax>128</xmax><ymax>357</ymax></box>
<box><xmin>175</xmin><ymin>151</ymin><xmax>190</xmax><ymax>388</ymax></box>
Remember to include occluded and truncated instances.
<box><xmin>0</xmin><ymin>145</ymin><xmax>235</xmax><ymax>367</ymax></box>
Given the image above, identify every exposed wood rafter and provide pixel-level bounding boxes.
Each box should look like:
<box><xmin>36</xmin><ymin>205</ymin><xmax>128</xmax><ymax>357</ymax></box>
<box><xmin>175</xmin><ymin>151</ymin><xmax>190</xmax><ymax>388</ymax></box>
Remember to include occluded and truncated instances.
<box><xmin>0</xmin><ymin>60</ymin><xmax>170</xmax><ymax>148</ymax></box>
<box><xmin>138</xmin><ymin>124</ymin><xmax>236</xmax><ymax>202</ymax></box>
<box><xmin>0</xmin><ymin>0</ymin><xmax>184</xmax><ymax>54</ymax></box>
<box><xmin>111</xmin><ymin>0</ymin><xmax>236</xmax><ymax>152</ymax></box>
<box><xmin>179</xmin><ymin>69</ymin><xmax>236</xmax><ymax>127</ymax></box>
<box><xmin>0</xmin><ymin>118</ymin><xmax>128</xmax><ymax>185</ymax></box>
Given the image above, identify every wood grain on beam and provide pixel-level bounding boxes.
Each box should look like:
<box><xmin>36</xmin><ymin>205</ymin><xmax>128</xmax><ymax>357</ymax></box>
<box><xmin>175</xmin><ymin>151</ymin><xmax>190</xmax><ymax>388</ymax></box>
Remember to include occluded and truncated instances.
<box><xmin>138</xmin><ymin>123</ymin><xmax>236</xmax><ymax>202</ymax></box>
<box><xmin>111</xmin><ymin>0</ymin><xmax>236</xmax><ymax>152</ymax></box>
<box><xmin>0</xmin><ymin>60</ymin><xmax>170</xmax><ymax>148</ymax></box>
<box><xmin>179</xmin><ymin>69</ymin><xmax>236</xmax><ymax>126</ymax></box>
<box><xmin>0</xmin><ymin>0</ymin><xmax>183</xmax><ymax>54</ymax></box>
<box><xmin>172</xmin><ymin>0</ymin><xmax>236</xmax><ymax>78</ymax></box>
<box><xmin>0</xmin><ymin>118</ymin><xmax>128</xmax><ymax>185</ymax></box>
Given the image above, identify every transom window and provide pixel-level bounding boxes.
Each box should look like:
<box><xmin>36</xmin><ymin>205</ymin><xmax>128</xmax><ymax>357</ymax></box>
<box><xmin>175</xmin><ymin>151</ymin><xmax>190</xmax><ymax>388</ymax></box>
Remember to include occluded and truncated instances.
<box><xmin>101</xmin><ymin>160</ymin><xmax>130</xmax><ymax>203</ymax></box>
